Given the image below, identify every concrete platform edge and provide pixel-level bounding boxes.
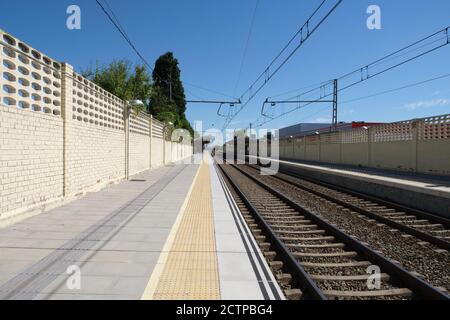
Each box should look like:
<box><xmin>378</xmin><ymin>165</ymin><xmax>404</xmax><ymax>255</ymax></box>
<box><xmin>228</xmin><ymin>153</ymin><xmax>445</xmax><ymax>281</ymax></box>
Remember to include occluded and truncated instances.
<box><xmin>210</xmin><ymin>160</ymin><xmax>285</xmax><ymax>300</ymax></box>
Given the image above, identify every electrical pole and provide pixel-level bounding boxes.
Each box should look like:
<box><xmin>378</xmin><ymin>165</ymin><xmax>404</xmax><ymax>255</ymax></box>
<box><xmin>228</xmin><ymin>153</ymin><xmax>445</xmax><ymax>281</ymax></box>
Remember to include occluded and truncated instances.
<box><xmin>332</xmin><ymin>79</ymin><xmax>338</xmax><ymax>132</ymax></box>
<box><xmin>261</xmin><ymin>79</ymin><xmax>339</xmax><ymax>132</ymax></box>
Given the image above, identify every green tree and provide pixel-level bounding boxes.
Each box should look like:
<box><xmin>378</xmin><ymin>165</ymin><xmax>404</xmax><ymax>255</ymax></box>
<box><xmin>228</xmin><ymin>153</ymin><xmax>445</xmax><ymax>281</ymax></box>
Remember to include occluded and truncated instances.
<box><xmin>152</xmin><ymin>52</ymin><xmax>192</xmax><ymax>134</ymax></box>
<box><xmin>149</xmin><ymin>86</ymin><xmax>176</xmax><ymax>116</ymax></box>
<box><xmin>82</xmin><ymin>56</ymin><xmax>192</xmax><ymax>135</ymax></box>
<box><xmin>128</xmin><ymin>65</ymin><xmax>152</xmax><ymax>104</ymax></box>
<box><xmin>82</xmin><ymin>60</ymin><xmax>152</xmax><ymax>113</ymax></box>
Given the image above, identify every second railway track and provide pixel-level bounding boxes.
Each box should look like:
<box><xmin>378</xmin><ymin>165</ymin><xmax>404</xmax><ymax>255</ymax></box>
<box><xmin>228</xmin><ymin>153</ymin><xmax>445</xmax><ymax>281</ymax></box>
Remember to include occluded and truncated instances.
<box><xmin>217</xmin><ymin>161</ymin><xmax>449</xmax><ymax>300</ymax></box>
<box><xmin>248</xmin><ymin>162</ymin><xmax>450</xmax><ymax>251</ymax></box>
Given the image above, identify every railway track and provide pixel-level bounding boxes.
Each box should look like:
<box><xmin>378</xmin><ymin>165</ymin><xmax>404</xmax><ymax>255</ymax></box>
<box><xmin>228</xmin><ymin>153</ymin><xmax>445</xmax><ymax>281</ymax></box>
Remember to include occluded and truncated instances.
<box><xmin>217</xmin><ymin>162</ymin><xmax>450</xmax><ymax>300</ymax></box>
<box><xmin>247</xmin><ymin>163</ymin><xmax>450</xmax><ymax>252</ymax></box>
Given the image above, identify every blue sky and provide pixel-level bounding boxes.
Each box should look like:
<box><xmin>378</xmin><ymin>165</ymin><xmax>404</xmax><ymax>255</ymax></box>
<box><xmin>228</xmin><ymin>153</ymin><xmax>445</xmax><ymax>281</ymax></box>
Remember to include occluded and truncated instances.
<box><xmin>1</xmin><ymin>0</ymin><xmax>449</xmax><ymax>130</ymax></box>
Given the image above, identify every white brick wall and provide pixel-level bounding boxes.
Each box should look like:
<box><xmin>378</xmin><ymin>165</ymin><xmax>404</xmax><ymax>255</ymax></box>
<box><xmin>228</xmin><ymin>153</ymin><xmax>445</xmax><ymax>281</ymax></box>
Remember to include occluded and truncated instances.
<box><xmin>65</xmin><ymin>121</ymin><xmax>125</xmax><ymax>196</ymax></box>
<box><xmin>0</xmin><ymin>30</ymin><xmax>193</xmax><ymax>222</ymax></box>
<box><xmin>129</xmin><ymin>131</ymin><xmax>150</xmax><ymax>175</ymax></box>
<box><xmin>151</xmin><ymin>137</ymin><xmax>164</xmax><ymax>168</ymax></box>
<box><xmin>0</xmin><ymin>105</ymin><xmax>63</xmax><ymax>216</ymax></box>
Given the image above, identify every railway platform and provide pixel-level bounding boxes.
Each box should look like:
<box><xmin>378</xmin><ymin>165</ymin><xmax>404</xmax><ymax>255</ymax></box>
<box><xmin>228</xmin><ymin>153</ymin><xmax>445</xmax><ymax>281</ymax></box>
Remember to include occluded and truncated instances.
<box><xmin>0</xmin><ymin>155</ymin><xmax>282</xmax><ymax>300</ymax></box>
<box><xmin>264</xmin><ymin>157</ymin><xmax>450</xmax><ymax>218</ymax></box>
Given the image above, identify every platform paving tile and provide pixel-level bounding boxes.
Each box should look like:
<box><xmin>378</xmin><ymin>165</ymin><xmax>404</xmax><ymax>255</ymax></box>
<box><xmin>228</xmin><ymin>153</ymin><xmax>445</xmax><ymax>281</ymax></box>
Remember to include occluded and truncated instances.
<box><xmin>216</xmin><ymin>252</ymin><xmax>259</xmax><ymax>282</ymax></box>
<box><xmin>110</xmin><ymin>277</ymin><xmax>150</xmax><ymax>296</ymax></box>
<box><xmin>130</xmin><ymin>252</ymin><xmax>161</xmax><ymax>264</ymax></box>
<box><xmin>33</xmin><ymin>293</ymin><xmax>138</xmax><ymax>300</ymax></box>
<box><xmin>77</xmin><ymin>261</ymin><xmax>153</xmax><ymax>278</ymax></box>
<box><xmin>117</xmin><ymin>226</ymin><xmax>172</xmax><ymax>235</ymax></box>
<box><xmin>0</xmin><ymin>260</ymin><xmax>38</xmax><ymax>275</ymax></box>
<box><xmin>220</xmin><ymin>281</ymin><xmax>265</xmax><ymax>300</ymax></box>
<box><xmin>213</xmin><ymin>220</ymin><xmax>241</xmax><ymax>235</ymax></box>
<box><xmin>0</xmin><ymin>248</ymin><xmax>54</xmax><ymax>261</ymax></box>
<box><xmin>37</xmin><ymin>275</ymin><xmax>119</xmax><ymax>295</ymax></box>
<box><xmin>98</xmin><ymin>241</ymin><xmax>167</xmax><ymax>252</ymax></box>
<box><xmin>150</xmin><ymin>159</ymin><xmax>220</xmax><ymax>300</ymax></box>
<box><xmin>209</xmin><ymin>158</ymin><xmax>284</xmax><ymax>300</ymax></box>
<box><xmin>214</xmin><ymin>233</ymin><xmax>249</xmax><ymax>253</ymax></box>
<box><xmin>0</xmin><ymin>163</ymin><xmax>199</xmax><ymax>300</ymax></box>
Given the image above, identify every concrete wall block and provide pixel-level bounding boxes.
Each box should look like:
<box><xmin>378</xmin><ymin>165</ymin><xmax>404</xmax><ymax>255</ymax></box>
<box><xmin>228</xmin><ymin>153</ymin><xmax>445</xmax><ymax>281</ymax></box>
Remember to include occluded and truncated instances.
<box><xmin>64</xmin><ymin>120</ymin><xmax>126</xmax><ymax>196</ymax></box>
<box><xmin>0</xmin><ymin>31</ymin><xmax>193</xmax><ymax>220</ymax></box>
<box><xmin>418</xmin><ymin>139</ymin><xmax>450</xmax><ymax>175</ymax></box>
<box><xmin>151</xmin><ymin>137</ymin><xmax>164</xmax><ymax>168</ymax></box>
<box><xmin>370</xmin><ymin>141</ymin><xmax>415</xmax><ymax>172</ymax></box>
<box><xmin>341</xmin><ymin>143</ymin><xmax>368</xmax><ymax>167</ymax></box>
<box><xmin>282</xmin><ymin>116</ymin><xmax>450</xmax><ymax>175</ymax></box>
<box><xmin>129</xmin><ymin>131</ymin><xmax>150</xmax><ymax>175</ymax></box>
<box><xmin>0</xmin><ymin>105</ymin><xmax>63</xmax><ymax>216</ymax></box>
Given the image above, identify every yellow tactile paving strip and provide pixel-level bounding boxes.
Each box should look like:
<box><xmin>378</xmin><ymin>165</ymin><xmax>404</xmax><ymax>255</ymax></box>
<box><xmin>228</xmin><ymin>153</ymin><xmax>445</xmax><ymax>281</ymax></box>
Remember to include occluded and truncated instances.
<box><xmin>146</xmin><ymin>159</ymin><xmax>220</xmax><ymax>300</ymax></box>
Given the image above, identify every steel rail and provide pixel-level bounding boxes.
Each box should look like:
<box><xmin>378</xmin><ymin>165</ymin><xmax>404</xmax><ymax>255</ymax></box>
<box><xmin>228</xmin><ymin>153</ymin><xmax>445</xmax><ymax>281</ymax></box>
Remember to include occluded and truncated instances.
<box><xmin>245</xmin><ymin>164</ymin><xmax>450</xmax><ymax>251</ymax></box>
<box><xmin>278</xmin><ymin>163</ymin><xmax>450</xmax><ymax>227</ymax></box>
<box><xmin>227</xmin><ymin>163</ymin><xmax>449</xmax><ymax>300</ymax></box>
<box><xmin>217</xmin><ymin>164</ymin><xmax>326</xmax><ymax>300</ymax></box>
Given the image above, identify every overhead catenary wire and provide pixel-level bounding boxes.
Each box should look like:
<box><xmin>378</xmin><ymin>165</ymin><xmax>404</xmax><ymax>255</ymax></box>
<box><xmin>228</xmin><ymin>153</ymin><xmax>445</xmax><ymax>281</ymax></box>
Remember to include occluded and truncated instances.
<box><xmin>269</xmin><ymin>28</ymin><xmax>449</xmax><ymax>102</ymax></box>
<box><xmin>339</xmin><ymin>29</ymin><xmax>450</xmax><ymax>81</ymax></box>
<box><xmin>96</xmin><ymin>0</ymin><xmax>201</xmax><ymax>100</ymax></box>
<box><xmin>254</xmin><ymin>26</ymin><xmax>450</xmax><ymax>128</ymax></box>
<box><xmin>209</xmin><ymin>0</ymin><xmax>260</xmax><ymax>128</ymax></box>
<box><xmin>233</xmin><ymin>0</ymin><xmax>260</xmax><ymax>96</ymax></box>
<box><xmin>339</xmin><ymin>38</ymin><xmax>449</xmax><ymax>93</ymax></box>
<box><xmin>222</xmin><ymin>0</ymin><xmax>344</xmax><ymax>129</ymax></box>
<box><xmin>340</xmin><ymin>72</ymin><xmax>450</xmax><ymax>105</ymax></box>
<box><xmin>95</xmin><ymin>0</ymin><xmax>154</xmax><ymax>73</ymax></box>
<box><xmin>95</xmin><ymin>0</ymin><xmax>230</xmax><ymax>101</ymax></box>
<box><xmin>102</xmin><ymin>0</ymin><xmax>130</xmax><ymax>40</ymax></box>
<box><xmin>255</xmin><ymin>72</ymin><xmax>450</xmax><ymax>128</ymax></box>
<box><xmin>183</xmin><ymin>82</ymin><xmax>238</xmax><ymax>100</ymax></box>
<box><xmin>268</xmin><ymin>79</ymin><xmax>334</xmax><ymax>100</ymax></box>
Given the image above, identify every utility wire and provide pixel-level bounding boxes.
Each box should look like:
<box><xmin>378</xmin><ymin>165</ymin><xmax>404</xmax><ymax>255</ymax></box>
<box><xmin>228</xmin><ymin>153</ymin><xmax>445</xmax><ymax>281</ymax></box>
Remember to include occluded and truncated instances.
<box><xmin>96</xmin><ymin>0</ymin><xmax>230</xmax><ymax>101</ymax></box>
<box><xmin>268</xmin><ymin>80</ymin><xmax>333</xmax><ymax>100</ymax></box>
<box><xmin>270</xmin><ymin>73</ymin><xmax>450</xmax><ymax>128</ymax></box>
<box><xmin>183</xmin><ymin>82</ymin><xmax>238</xmax><ymax>100</ymax></box>
<box><xmin>97</xmin><ymin>0</ymin><xmax>201</xmax><ymax>99</ymax></box>
<box><xmin>339</xmin><ymin>29</ymin><xmax>450</xmax><ymax>81</ymax></box>
<box><xmin>223</xmin><ymin>0</ymin><xmax>344</xmax><ymax>129</ymax></box>
<box><xmin>233</xmin><ymin>0</ymin><xmax>260</xmax><ymax>96</ymax></box>
<box><xmin>103</xmin><ymin>0</ymin><xmax>130</xmax><ymax>39</ymax></box>
<box><xmin>209</xmin><ymin>0</ymin><xmax>260</xmax><ymax>126</ymax></box>
<box><xmin>271</xmin><ymin>30</ymin><xmax>449</xmax><ymax>102</ymax></box>
<box><xmin>96</xmin><ymin>0</ymin><xmax>154</xmax><ymax>72</ymax></box>
<box><xmin>340</xmin><ymin>72</ymin><xmax>450</xmax><ymax>105</ymax></box>
<box><xmin>257</xmin><ymin>72</ymin><xmax>450</xmax><ymax>128</ymax></box>
<box><xmin>340</xmin><ymin>42</ymin><xmax>448</xmax><ymax>93</ymax></box>
<box><xmin>254</xmin><ymin>26</ymin><xmax>450</xmax><ymax>128</ymax></box>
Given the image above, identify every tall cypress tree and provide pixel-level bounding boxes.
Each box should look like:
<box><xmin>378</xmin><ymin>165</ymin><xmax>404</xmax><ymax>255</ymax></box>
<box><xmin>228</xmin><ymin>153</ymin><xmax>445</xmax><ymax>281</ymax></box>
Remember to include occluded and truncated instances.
<box><xmin>152</xmin><ymin>52</ymin><xmax>192</xmax><ymax>133</ymax></box>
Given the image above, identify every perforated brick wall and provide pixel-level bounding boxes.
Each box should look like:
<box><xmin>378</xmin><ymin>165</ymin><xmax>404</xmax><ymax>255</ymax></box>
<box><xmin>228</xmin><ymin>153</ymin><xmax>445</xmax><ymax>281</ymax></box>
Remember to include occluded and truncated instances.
<box><xmin>0</xmin><ymin>30</ymin><xmax>193</xmax><ymax>221</ymax></box>
<box><xmin>280</xmin><ymin>115</ymin><xmax>450</xmax><ymax>175</ymax></box>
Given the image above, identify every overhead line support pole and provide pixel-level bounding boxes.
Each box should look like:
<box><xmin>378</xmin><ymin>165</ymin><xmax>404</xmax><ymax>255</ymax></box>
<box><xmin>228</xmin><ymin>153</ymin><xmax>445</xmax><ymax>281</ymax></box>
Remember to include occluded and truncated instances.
<box><xmin>332</xmin><ymin>79</ymin><xmax>338</xmax><ymax>132</ymax></box>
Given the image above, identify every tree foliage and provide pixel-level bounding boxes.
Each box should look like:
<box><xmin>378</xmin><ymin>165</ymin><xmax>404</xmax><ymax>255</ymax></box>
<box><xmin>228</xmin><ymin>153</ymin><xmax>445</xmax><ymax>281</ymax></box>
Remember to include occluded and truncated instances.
<box><xmin>82</xmin><ymin>60</ymin><xmax>152</xmax><ymax>112</ymax></box>
<box><xmin>150</xmin><ymin>86</ymin><xmax>177</xmax><ymax>122</ymax></box>
<box><xmin>150</xmin><ymin>52</ymin><xmax>192</xmax><ymax>134</ymax></box>
<box><xmin>82</xmin><ymin>55</ymin><xmax>192</xmax><ymax>135</ymax></box>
